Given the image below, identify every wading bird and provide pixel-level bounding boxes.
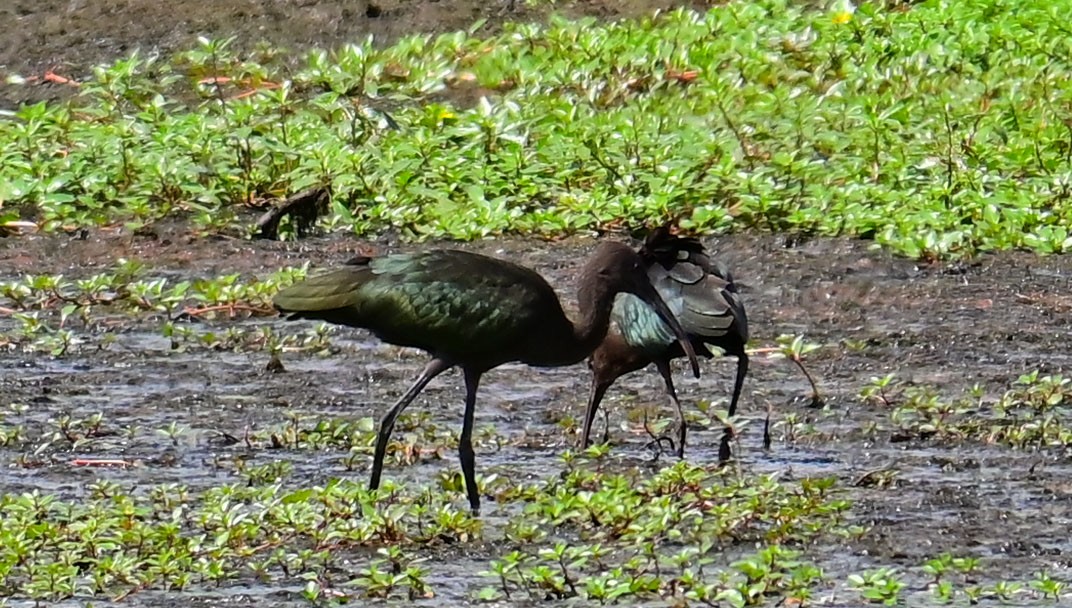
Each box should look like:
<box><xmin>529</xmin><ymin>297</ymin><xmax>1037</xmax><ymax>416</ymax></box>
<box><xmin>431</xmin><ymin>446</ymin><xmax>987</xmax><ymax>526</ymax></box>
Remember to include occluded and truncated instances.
<box><xmin>582</xmin><ymin>227</ymin><xmax>749</xmax><ymax>458</ymax></box>
<box><xmin>273</xmin><ymin>241</ymin><xmax>700</xmax><ymax>515</ymax></box>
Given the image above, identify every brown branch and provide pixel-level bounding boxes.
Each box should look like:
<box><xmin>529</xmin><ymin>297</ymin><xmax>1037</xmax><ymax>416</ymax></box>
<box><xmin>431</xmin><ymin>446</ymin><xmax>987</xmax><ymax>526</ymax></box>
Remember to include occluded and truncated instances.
<box><xmin>70</xmin><ymin>458</ymin><xmax>133</xmax><ymax>467</ymax></box>
<box><xmin>178</xmin><ymin>303</ymin><xmax>276</xmax><ymax>319</ymax></box>
<box><xmin>252</xmin><ymin>187</ymin><xmax>330</xmax><ymax>240</ymax></box>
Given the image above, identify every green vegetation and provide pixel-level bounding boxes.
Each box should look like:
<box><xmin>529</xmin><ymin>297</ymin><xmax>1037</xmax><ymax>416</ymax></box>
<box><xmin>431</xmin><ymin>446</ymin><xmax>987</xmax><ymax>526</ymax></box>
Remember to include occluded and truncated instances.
<box><xmin>0</xmin><ymin>440</ymin><xmax>1064</xmax><ymax>604</ymax></box>
<box><xmin>881</xmin><ymin>371</ymin><xmax>1072</xmax><ymax>447</ymax></box>
<box><xmin>0</xmin><ymin>447</ymin><xmax>850</xmax><ymax>604</ymax></box>
<box><xmin>0</xmin><ymin>260</ymin><xmax>306</xmax><ymax>354</ymax></box>
<box><xmin>5</xmin><ymin>0</ymin><xmax>1072</xmax><ymax>604</ymax></box>
<box><xmin>482</xmin><ymin>463</ymin><xmax>848</xmax><ymax>605</ymax></box>
<box><xmin>2</xmin><ymin>0</ymin><xmax>1072</xmax><ymax>258</ymax></box>
<box><xmin>0</xmin><ymin>478</ymin><xmax>477</xmax><ymax>603</ymax></box>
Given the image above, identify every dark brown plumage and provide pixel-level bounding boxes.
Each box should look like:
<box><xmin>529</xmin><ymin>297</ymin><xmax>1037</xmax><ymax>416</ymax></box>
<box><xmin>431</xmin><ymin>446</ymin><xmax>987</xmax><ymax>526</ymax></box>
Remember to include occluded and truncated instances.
<box><xmin>582</xmin><ymin>228</ymin><xmax>749</xmax><ymax>457</ymax></box>
<box><xmin>273</xmin><ymin>241</ymin><xmax>700</xmax><ymax>514</ymax></box>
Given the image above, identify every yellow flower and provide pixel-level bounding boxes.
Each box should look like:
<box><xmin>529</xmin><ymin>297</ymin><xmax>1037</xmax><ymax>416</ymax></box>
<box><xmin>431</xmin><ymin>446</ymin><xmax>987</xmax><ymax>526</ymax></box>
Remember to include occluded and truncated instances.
<box><xmin>832</xmin><ymin>11</ymin><xmax>852</xmax><ymax>24</ymax></box>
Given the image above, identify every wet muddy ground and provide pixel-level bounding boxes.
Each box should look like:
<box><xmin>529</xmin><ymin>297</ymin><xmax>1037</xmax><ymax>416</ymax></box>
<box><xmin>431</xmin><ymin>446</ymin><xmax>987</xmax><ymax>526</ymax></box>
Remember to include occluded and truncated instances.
<box><xmin>3</xmin><ymin>226</ymin><xmax>1072</xmax><ymax>605</ymax></box>
<box><xmin>5</xmin><ymin>0</ymin><xmax>1071</xmax><ymax>605</ymax></box>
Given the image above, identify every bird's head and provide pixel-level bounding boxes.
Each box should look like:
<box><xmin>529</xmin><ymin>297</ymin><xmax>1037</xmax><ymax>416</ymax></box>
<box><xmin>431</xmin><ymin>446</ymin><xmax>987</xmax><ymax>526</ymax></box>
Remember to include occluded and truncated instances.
<box><xmin>584</xmin><ymin>241</ymin><xmax>701</xmax><ymax>379</ymax></box>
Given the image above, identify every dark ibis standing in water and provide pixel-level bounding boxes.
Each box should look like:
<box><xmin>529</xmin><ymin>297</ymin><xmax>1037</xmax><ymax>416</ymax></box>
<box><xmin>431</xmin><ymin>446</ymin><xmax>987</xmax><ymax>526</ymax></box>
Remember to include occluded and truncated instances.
<box><xmin>582</xmin><ymin>227</ymin><xmax>749</xmax><ymax>458</ymax></box>
<box><xmin>272</xmin><ymin>241</ymin><xmax>700</xmax><ymax>515</ymax></box>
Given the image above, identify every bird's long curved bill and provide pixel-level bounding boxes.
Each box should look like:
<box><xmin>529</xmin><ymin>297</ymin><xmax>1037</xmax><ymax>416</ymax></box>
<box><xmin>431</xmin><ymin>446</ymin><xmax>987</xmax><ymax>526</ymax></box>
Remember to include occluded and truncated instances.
<box><xmin>638</xmin><ymin>284</ymin><xmax>702</xmax><ymax>379</ymax></box>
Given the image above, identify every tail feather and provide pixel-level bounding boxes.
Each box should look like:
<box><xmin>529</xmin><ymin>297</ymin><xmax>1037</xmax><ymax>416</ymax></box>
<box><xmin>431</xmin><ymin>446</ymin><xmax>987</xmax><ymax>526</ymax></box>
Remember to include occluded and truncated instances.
<box><xmin>273</xmin><ymin>263</ymin><xmax>371</xmax><ymax>314</ymax></box>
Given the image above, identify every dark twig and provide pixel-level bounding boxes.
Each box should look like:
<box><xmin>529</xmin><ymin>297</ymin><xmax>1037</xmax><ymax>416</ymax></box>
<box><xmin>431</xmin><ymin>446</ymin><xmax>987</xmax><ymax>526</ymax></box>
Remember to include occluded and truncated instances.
<box><xmin>253</xmin><ymin>187</ymin><xmax>330</xmax><ymax>240</ymax></box>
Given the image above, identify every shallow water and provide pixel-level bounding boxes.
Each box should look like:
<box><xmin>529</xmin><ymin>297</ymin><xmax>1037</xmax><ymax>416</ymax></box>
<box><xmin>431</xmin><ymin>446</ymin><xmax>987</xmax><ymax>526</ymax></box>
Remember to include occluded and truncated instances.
<box><xmin>3</xmin><ymin>231</ymin><xmax>1072</xmax><ymax>604</ymax></box>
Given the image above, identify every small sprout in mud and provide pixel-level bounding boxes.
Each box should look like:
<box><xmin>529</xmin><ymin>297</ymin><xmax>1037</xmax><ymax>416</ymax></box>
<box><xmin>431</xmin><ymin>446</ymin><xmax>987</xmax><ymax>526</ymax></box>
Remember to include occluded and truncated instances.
<box><xmin>860</xmin><ymin>373</ymin><xmax>899</xmax><ymax>407</ymax></box>
<box><xmin>88</xmin><ymin>478</ymin><xmax>124</xmax><ymax>499</ymax></box>
<box><xmin>342</xmin><ymin>447</ymin><xmax>363</xmax><ymax>471</ymax></box>
<box><xmin>238</xmin><ymin>459</ymin><xmax>293</xmax><ymax>485</ymax></box>
<box><xmin>922</xmin><ymin>553</ymin><xmax>957</xmax><ymax>584</ymax></box>
<box><xmin>848</xmin><ymin>567</ymin><xmax>906</xmax><ymax>605</ymax></box>
<box><xmin>439</xmin><ymin>471</ymin><xmax>473</xmax><ymax>498</ymax></box>
<box><xmin>775</xmin><ymin>334</ymin><xmax>824</xmax><ymax>406</ymax></box>
<box><xmin>842</xmin><ymin>338</ymin><xmax>869</xmax><ymax>352</ymax></box>
<box><xmin>581</xmin><ymin>442</ymin><xmax>611</xmax><ymax>460</ymax></box>
<box><xmin>556</xmin><ymin>413</ymin><xmax>580</xmax><ymax>435</ymax></box>
<box><xmin>483</xmin><ymin>550</ymin><xmax>527</xmax><ymax>601</ymax></box>
<box><xmin>951</xmin><ymin>556</ymin><xmax>979</xmax><ymax>574</ymax></box>
<box><xmin>504</xmin><ymin>518</ymin><xmax>546</xmax><ymax>544</ymax></box>
<box><xmin>834</xmin><ymin>524</ymin><xmax>870</xmax><ymax>542</ymax></box>
<box><xmin>1031</xmin><ymin>571</ymin><xmax>1066</xmax><ymax>600</ymax></box>
<box><xmin>351</xmin><ymin>546</ymin><xmax>433</xmax><ymax>600</ymax></box>
<box><xmin>932</xmin><ymin>580</ymin><xmax>955</xmax><ymax>602</ymax></box>
<box><xmin>964</xmin><ymin>585</ymin><xmax>984</xmax><ymax>603</ymax></box>
<box><xmin>162</xmin><ymin>321</ymin><xmax>188</xmax><ymax>350</ymax></box>
<box><xmin>156</xmin><ymin>421</ymin><xmax>188</xmax><ymax>446</ymax></box>
<box><xmin>476</xmin><ymin>586</ymin><xmax>504</xmax><ymax>601</ymax></box>
<box><xmin>890</xmin><ymin>386</ymin><xmax>972</xmax><ymax>440</ymax></box>
<box><xmin>991</xmin><ymin>580</ymin><xmax>1024</xmax><ymax>601</ymax></box>
<box><xmin>302</xmin><ymin>580</ymin><xmax>325</xmax><ymax>603</ymax></box>
<box><xmin>0</xmin><ymin>280</ymin><xmax>32</xmax><ymax>307</ymax></box>
<box><xmin>13</xmin><ymin>312</ymin><xmax>46</xmax><ymax>337</ymax></box>
<box><xmin>115</xmin><ymin>258</ymin><xmax>147</xmax><ymax>281</ymax></box>
<box><xmin>44</xmin><ymin>328</ymin><xmax>75</xmax><ymax>356</ymax></box>
<box><xmin>0</xmin><ymin>417</ymin><xmax>26</xmax><ymax>447</ymax></box>
<box><xmin>775</xmin><ymin>411</ymin><xmax>806</xmax><ymax>443</ymax></box>
<box><xmin>559</xmin><ymin>448</ymin><xmax>578</xmax><ymax>472</ymax></box>
<box><xmin>42</xmin><ymin>411</ymin><xmax>107</xmax><ymax>449</ymax></box>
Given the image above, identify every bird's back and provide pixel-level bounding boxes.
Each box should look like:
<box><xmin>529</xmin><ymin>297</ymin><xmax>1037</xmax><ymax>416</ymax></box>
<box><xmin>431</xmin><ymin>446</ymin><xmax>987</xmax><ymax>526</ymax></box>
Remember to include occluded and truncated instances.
<box><xmin>273</xmin><ymin>249</ymin><xmax>572</xmax><ymax>368</ymax></box>
<box><xmin>613</xmin><ymin>229</ymin><xmax>748</xmax><ymax>356</ymax></box>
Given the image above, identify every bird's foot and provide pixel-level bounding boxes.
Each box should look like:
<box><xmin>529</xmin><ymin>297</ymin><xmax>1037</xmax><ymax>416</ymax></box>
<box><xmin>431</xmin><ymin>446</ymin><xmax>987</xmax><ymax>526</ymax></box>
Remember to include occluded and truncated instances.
<box><xmin>718</xmin><ymin>427</ymin><xmax>735</xmax><ymax>464</ymax></box>
<box><xmin>644</xmin><ymin>434</ymin><xmax>680</xmax><ymax>459</ymax></box>
<box><xmin>641</xmin><ymin>409</ymin><xmax>684</xmax><ymax>458</ymax></box>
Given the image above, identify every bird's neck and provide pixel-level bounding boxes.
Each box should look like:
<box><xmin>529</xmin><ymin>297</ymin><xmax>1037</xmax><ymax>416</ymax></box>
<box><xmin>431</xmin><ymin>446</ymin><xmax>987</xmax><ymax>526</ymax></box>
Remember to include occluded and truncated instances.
<box><xmin>569</xmin><ymin>281</ymin><xmax>617</xmax><ymax>359</ymax></box>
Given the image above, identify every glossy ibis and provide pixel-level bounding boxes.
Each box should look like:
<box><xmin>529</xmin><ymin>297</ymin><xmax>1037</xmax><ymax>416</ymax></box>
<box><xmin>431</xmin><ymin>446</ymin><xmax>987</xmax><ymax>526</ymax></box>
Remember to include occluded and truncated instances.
<box><xmin>272</xmin><ymin>241</ymin><xmax>700</xmax><ymax>514</ymax></box>
<box><xmin>582</xmin><ymin>227</ymin><xmax>749</xmax><ymax>458</ymax></box>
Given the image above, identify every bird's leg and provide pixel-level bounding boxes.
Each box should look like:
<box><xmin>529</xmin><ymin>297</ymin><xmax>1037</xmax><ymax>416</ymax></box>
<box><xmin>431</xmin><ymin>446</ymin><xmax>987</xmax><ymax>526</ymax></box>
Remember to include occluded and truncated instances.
<box><xmin>581</xmin><ymin>381</ymin><xmax>611</xmax><ymax>451</ymax></box>
<box><xmin>370</xmin><ymin>358</ymin><xmax>452</xmax><ymax>494</ymax></box>
<box><xmin>727</xmin><ymin>353</ymin><xmax>749</xmax><ymax>417</ymax></box>
<box><xmin>718</xmin><ymin>426</ymin><xmax>733</xmax><ymax>464</ymax></box>
<box><xmin>655</xmin><ymin>360</ymin><xmax>686</xmax><ymax>459</ymax></box>
<box><xmin>459</xmin><ymin>367</ymin><xmax>482</xmax><ymax>515</ymax></box>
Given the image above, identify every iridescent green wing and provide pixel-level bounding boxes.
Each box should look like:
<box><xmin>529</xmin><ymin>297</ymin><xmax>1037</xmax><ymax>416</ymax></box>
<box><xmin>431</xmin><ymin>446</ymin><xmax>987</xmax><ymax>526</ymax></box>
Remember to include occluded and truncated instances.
<box><xmin>356</xmin><ymin>250</ymin><xmax>564</xmax><ymax>356</ymax></box>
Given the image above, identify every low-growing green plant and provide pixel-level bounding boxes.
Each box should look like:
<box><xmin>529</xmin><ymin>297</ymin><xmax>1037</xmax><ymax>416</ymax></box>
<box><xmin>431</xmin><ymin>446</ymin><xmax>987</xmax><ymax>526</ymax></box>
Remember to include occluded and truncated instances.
<box><xmin>889</xmin><ymin>371</ymin><xmax>1072</xmax><ymax>447</ymax></box>
<box><xmin>1031</xmin><ymin>571</ymin><xmax>1066</xmax><ymax>600</ymax></box>
<box><xmin>0</xmin><ymin>262</ymin><xmax>313</xmax><ymax>355</ymax></box>
<box><xmin>847</xmin><ymin>567</ymin><xmax>906</xmax><ymax>605</ymax></box>
<box><xmin>2</xmin><ymin>0</ymin><xmax>1072</xmax><ymax>259</ymax></box>
<box><xmin>0</xmin><ymin>477</ymin><xmax>486</xmax><ymax>601</ymax></box>
<box><xmin>860</xmin><ymin>373</ymin><xmax>899</xmax><ymax>408</ymax></box>
<box><xmin>775</xmin><ymin>334</ymin><xmax>824</xmax><ymax>406</ymax></box>
<box><xmin>485</xmin><ymin>462</ymin><xmax>846</xmax><ymax>604</ymax></box>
